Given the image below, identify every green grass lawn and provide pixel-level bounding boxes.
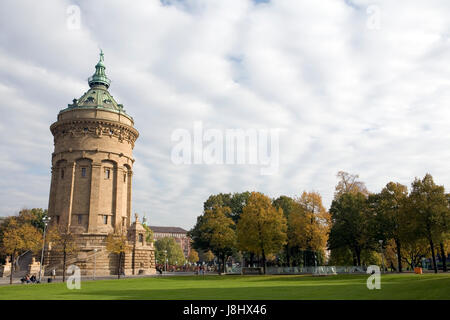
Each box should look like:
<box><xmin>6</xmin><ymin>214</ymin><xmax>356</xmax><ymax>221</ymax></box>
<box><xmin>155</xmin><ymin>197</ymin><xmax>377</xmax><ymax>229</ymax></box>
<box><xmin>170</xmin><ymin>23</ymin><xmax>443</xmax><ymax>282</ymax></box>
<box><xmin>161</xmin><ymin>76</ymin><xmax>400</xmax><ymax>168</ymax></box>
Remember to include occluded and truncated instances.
<box><xmin>0</xmin><ymin>273</ymin><xmax>449</xmax><ymax>300</ymax></box>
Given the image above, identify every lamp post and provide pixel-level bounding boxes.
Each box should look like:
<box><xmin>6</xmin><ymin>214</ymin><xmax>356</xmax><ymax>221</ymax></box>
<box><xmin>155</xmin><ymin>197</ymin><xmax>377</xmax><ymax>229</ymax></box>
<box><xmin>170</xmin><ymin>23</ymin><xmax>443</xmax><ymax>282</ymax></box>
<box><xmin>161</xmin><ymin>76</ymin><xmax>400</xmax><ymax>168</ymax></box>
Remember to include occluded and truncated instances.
<box><xmin>163</xmin><ymin>250</ymin><xmax>167</xmax><ymax>273</ymax></box>
<box><xmin>379</xmin><ymin>240</ymin><xmax>384</xmax><ymax>273</ymax></box>
<box><xmin>93</xmin><ymin>248</ymin><xmax>98</xmax><ymax>280</ymax></box>
<box><xmin>38</xmin><ymin>216</ymin><xmax>51</xmax><ymax>283</ymax></box>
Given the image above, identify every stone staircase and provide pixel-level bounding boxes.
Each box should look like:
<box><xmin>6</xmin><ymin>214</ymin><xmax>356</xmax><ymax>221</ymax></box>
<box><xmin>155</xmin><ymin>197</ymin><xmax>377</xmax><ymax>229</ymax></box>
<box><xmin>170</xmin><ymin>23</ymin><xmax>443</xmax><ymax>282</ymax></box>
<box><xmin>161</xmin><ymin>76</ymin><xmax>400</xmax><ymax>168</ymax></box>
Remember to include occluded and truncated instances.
<box><xmin>15</xmin><ymin>250</ymin><xmax>33</xmax><ymax>278</ymax></box>
<box><xmin>44</xmin><ymin>248</ymin><xmax>104</xmax><ymax>276</ymax></box>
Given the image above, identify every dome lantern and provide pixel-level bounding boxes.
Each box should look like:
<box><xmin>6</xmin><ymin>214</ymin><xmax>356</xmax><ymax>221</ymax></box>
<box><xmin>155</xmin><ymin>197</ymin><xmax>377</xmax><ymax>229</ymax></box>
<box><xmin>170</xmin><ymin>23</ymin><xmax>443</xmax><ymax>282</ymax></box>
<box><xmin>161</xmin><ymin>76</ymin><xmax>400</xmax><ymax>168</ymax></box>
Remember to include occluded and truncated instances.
<box><xmin>88</xmin><ymin>49</ymin><xmax>111</xmax><ymax>88</ymax></box>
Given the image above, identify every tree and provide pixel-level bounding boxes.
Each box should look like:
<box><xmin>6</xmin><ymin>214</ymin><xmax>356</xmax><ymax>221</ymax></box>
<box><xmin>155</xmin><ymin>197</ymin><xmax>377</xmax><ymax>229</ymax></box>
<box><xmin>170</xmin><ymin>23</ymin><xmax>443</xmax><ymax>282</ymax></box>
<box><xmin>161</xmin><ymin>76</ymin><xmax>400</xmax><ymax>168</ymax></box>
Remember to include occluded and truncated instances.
<box><xmin>189</xmin><ymin>206</ymin><xmax>236</xmax><ymax>273</ymax></box>
<box><xmin>1</xmin><ymin>218</ymin><xmax>42</xmax><ymax>284</ymax></box>
<box><xmin>17</xmin><ymin>208</ymin><xmax>48</xmax><ymax>233</ymax></box>
<box><xmin>142</xmin><ymin>224</ymin><xmax>154</xmax><ymax>244</ymax></box>
<box><xmin>155</xmin><ymin>237</ymin><xmax>185</xmax><ymax>266</ymax></box>
<box><xmin>203</xmin><ymin>192</ymin><xmax>250</xmax><ymax>223</ymax></box>
<box><xmin>400</xmin><ymin>236</ymin><xmax>429</xmax><ymax>270</ymax></box>
<box><xmin>47</xmin><ymin>226</ymin><xmax>79</xmax><ymax>282</ymax></box>
<box><xmin>289</xmin><ymin>192</ymin><xmax>330</xmax><ymax>266</ymax></box>
<box><xmin>334</xmin><ymin>171</ymin><xmax>369</xmax><ymax>199</ymax></box>
<box><xmin>273</xmin><ymin>196</ymin><xmax>297</xmax><ymax>266</ymax></box>
<box><xmin>328</xmin><ymin>192</ymin><xmax>372</xmax><ymax>266</ymax></box>
<box><xmin>188</xmin><ymin>249</ymin><xmax>199</xmax><ymax>264</ymax></box>
<box><xmin>439</xmin><ymin>194</ymin><xmax>450</xmax><ymax>272</ymax></box>
<box><xmin>106</xmin><ymin>231</ymin><xmax>130</xmax><ymax>279</ymax></box>
<box><xmin>371</xmin><ymin>182</ymin><xmax>408</xmax><ymax>272</ymax></box>
<box><xmin>204</xmin><ymin>250</ymin><xmax>215</xmax><ymax>263</ymax></box>
<box><xmin>237</xmin><ymin>192</ymin><xmax>287</xmax><ymax>274</ymax></box>
<box><xmin>409</xmin><ymin>174</ymin><xmax>447</xmax><ymax>273</ymax></box>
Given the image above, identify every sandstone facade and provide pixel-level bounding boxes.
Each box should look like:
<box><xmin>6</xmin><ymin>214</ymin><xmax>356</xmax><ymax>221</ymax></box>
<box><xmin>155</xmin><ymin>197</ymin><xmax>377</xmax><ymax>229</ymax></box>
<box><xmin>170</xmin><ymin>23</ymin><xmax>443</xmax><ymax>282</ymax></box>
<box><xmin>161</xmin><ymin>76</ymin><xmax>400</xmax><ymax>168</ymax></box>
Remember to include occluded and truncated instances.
<box><xmin>45</xmin><ymin>52</ymin><xmax>155</xmax><ymax>276</ymax></box>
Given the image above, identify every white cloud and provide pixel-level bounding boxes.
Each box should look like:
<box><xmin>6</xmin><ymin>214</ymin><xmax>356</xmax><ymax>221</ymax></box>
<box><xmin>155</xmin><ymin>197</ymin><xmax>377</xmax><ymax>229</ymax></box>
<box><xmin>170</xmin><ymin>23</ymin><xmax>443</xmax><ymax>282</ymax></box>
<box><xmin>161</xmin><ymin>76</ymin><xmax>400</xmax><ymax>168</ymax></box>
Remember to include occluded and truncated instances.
<box><xmin>1</xmin><ymin>0</ymin><xmax>450</xmax><ymax>229</ymax></box>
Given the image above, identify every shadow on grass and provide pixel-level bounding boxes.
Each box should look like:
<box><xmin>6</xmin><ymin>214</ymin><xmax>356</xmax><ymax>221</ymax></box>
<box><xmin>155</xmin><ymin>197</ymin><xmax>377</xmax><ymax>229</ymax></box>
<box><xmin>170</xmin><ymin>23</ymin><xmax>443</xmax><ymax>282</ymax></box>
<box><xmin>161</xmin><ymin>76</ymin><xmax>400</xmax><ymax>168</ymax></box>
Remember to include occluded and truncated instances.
<box><xmin>60</xmin><ymin>284</ymin><xmax>373</xmax><ymax>300</ymax></box>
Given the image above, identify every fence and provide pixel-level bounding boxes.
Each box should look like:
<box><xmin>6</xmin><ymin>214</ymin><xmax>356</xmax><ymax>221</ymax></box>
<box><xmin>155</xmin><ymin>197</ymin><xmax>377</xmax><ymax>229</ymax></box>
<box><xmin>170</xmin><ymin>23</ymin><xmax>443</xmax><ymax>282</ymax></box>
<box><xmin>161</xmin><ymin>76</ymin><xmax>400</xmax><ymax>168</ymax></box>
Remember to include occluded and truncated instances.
<box><xmin>225</xmin><ymin>265</ymin><xmax>368</xmax><ymax>275</ymax></box>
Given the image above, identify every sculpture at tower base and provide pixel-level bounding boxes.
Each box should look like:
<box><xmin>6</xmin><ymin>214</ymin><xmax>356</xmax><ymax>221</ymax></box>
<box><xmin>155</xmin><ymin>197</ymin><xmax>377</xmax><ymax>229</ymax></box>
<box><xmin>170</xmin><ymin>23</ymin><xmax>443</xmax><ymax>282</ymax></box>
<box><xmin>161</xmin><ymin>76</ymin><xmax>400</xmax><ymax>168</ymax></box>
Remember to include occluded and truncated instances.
<box><xmin>45</xmin><ymin>51</ymin><xmax>155</xmax><ymax>276</ymax></box>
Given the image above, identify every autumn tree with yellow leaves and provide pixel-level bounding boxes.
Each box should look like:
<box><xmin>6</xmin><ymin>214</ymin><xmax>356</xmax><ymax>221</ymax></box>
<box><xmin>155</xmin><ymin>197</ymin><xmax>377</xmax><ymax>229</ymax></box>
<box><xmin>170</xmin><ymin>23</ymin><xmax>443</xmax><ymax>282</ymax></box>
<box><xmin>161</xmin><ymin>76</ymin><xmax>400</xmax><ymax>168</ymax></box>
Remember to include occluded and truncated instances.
<box><xmin>106</xmin><ymin>231</ymin><xmax>130</xmax><ymax>279</ymax></box>
<box><xmin>188</xmin><ymin>205</ymin><xmax>236</xmax><ymax>273</ymax></box>
<box><xmin>237</xmin><ymin>192</ymin><xmax>287</xmax><ymax>274</ymax></box>
<box><xmin>289</xmin><ymin>191</ymin><xmax>330</xmax><ymax>266</ymax></box>
<box><xmin>46</xmin><ymin>225</ymin><xmax>79</xmax><ymax>282</ymax></box>
<box><xmin>188</xmin><ymin>249</ymin><xmax>199</xmax><ymax>264</ymax></box>
<box><xmin>1</xmin><ymin>218</ymin><xmax>42</xmax><ymax>284</ymax></box>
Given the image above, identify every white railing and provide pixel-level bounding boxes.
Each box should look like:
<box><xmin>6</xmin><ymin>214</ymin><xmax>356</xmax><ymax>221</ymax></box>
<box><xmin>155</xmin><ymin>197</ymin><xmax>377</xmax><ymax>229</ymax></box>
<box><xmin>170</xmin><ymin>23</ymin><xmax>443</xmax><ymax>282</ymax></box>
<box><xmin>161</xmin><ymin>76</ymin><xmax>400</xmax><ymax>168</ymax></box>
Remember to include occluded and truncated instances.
<box><xmin>225</xmin><ymin>265</ymin><xmax>368</xmax><ymax>275</ymax></box>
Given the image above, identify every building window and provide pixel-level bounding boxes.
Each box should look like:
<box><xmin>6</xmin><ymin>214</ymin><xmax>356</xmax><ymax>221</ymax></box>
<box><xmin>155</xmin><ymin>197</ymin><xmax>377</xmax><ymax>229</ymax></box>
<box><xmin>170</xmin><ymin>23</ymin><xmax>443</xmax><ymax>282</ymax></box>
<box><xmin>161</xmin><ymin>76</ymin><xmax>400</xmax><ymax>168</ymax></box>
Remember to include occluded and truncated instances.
<box><xmin>139</xmin><ymin>234</ymin><xmax>144</xmax><ymax>243</ymax></box>
<box><xmin>81</xmin><ymin>167</ymin><xmax>87</xmax><ymax>178</ymax></box>
<box><xmin>61</xmin><ymin>169</ymin><xmax>64</xmax><ymax>179</ymax></box>
<box><xmin>103</xmin><ymin>215</ymin><xmax>108</xmax><ymax>224</ymax></box>
<box><xmin>105</xmin><ymin>168</ymin><xmax>110</xmax><ymax>179</ymax></box>
<box><xmin>77</xmin><ymin>215</ymin><xmax>82</xmax><ymax>225</ymax></box>
<box><xmin>123</xmin><ymin>173</ymin><xmax>126</xmax><ymax>183</ymax></box>
<box><xmin>56</xmin><ymin>216</ymin><xmax>60</xmax><ymax>224</ymax></box>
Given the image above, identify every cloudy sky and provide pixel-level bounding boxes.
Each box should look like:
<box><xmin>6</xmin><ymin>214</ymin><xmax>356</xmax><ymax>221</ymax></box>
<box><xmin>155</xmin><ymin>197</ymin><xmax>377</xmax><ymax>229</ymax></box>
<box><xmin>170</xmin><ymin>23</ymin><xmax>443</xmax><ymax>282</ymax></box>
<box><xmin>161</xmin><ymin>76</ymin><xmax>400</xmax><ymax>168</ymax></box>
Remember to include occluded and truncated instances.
<box><xmin>1</xmin><ymin>0</ymin><xmax>450</xmax><ymax>229</ymax></box>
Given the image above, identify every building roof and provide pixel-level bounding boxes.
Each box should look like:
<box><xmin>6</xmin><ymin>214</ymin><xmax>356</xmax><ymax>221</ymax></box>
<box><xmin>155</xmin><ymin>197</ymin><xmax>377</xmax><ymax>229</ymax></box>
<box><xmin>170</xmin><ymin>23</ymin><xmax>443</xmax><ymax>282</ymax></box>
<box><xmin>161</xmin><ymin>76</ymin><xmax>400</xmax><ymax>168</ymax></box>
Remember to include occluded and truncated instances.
<box><xmin>59</xmin><ymin>51</ymin><xmax>133</xmax><ymax>121</ymax></box>
<box><xmin>149</xmin><ymin>226</ymin><xmax>188</xmax><ymax>234</ymax></box>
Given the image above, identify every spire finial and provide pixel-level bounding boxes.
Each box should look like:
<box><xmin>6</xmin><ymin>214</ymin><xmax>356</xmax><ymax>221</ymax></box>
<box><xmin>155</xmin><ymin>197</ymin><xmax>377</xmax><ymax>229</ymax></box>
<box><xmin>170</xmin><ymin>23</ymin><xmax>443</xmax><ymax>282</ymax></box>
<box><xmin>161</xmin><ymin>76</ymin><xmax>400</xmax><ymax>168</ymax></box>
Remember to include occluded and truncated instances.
<box><xmin>88</xmin><ymin>49</ymin><xmax>110</xmax><ymax>88</ymax></box>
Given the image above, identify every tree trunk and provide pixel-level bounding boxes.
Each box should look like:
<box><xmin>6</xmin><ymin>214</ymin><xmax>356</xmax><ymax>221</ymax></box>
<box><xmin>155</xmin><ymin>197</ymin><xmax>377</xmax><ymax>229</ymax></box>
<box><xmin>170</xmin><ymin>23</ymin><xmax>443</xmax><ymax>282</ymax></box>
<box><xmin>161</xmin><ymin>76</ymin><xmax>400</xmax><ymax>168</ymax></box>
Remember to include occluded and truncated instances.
<box><xmin>439</xmin><ymin>242</ymin><xmax>447</xmax><ymax>272</ymax></box>
<box><xmin>352</xmin><ymin>251</ymin><xmax>357</xmax><ymax>266</ymax></box>
<box><xmin>355</xmin><ymin>248</ymin><xmax>361</xmax><ymax>266</ymax></box>
<box><xmin>395</xmin><ymin>238</ymin><xmax>402</xmax><ymax>273</ymax></box>
<box><xmin>261</xmin><ymin>248</ymin><xmax>266</xmax><ymax>274</ymax></box>
<box><xmin>218</xmin><ymin>253</ymin><xmax>225</xmax><ymax>274</ymax></box>
<box><xmin>9</xmin><ymin>252</ymin><xmax>15</xmax><ymax>285</ymax></box>
<box><xmin>62</xmin><ymin>249</ymin><xmax>67</xmax><ymax>282</ymax></box>
<box><xmin>303</xmin><ymin>251</ymin><xmax>307</xmax><ymax>267</ymax></box>
<box><xmin>429</xmin><ymin>238</ymin><xmax>438</xmax><ymax>273</ymax></box>
<box><xmin>285</xmin><ymin>245</ymin><xmax>290</xmax><ymax>267</ymax></box>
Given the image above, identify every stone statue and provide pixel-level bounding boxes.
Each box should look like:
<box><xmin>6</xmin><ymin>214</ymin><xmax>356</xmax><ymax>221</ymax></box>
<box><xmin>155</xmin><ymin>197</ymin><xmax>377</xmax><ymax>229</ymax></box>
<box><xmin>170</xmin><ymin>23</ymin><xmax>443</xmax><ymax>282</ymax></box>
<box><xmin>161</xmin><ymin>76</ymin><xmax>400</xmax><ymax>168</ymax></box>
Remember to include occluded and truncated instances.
<box><xmin>134</xmin><ymin>212</ymin><xmax>139</xmax><ymax>222</ymax></box>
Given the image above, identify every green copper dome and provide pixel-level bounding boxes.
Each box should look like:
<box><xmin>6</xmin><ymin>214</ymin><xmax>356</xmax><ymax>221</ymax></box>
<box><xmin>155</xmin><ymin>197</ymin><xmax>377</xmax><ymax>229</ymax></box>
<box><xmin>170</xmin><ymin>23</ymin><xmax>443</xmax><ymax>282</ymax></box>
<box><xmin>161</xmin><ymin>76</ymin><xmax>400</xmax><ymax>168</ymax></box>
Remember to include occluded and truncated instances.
<box><xmin>88</xmin><ymin>50</ymin><xmax>110</xmax><ymax>88</ymax></box>
<box><xmin>60</xmin><ymin>51</ymin><xmax>133</xmax><ymax>121</ymax></box>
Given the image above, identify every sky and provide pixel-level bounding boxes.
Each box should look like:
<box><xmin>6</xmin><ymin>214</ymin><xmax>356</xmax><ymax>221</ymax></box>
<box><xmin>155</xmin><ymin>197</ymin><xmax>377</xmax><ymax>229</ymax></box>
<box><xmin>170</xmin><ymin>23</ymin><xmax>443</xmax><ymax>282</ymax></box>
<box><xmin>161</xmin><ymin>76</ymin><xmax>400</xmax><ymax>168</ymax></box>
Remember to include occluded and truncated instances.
<box><xmin>1</xmin><ymin>0</ymin><xmax>450</xmax><ymax>229</ymax></box>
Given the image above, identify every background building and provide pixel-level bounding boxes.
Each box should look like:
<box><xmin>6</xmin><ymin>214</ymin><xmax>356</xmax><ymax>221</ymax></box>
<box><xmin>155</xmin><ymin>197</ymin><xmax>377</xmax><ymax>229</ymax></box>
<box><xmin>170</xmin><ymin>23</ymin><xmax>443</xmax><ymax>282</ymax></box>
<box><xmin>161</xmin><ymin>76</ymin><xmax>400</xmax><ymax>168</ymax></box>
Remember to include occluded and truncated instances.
<box><xmin>149</xmin><ymin>226</ymin><xmax>191</xmax><ymax>257</ymax></box>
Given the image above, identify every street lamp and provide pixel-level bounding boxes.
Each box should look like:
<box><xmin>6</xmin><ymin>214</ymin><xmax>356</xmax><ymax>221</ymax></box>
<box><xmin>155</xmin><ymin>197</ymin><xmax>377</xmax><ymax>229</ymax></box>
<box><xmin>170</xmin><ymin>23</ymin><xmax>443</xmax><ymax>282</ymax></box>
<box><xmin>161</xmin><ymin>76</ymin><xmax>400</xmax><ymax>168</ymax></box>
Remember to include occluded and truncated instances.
<box><xmin>163</xmin><ymin>250</ymin><xmax>167</xmax><ymax>273</ymax></box>
<box><xmin>38</xmin><ymin>216</ymin><xmax>51</xmax><ymax>283</ymax></box>
<box><xmin>93</xmin><ymin>248</ymin><xmax>98</xmax><ymax>280</ymax></box>
<box><xmin>379</xmin><ymin>240</ymin><xmax>384</xmax><ymax>273</ymax></box>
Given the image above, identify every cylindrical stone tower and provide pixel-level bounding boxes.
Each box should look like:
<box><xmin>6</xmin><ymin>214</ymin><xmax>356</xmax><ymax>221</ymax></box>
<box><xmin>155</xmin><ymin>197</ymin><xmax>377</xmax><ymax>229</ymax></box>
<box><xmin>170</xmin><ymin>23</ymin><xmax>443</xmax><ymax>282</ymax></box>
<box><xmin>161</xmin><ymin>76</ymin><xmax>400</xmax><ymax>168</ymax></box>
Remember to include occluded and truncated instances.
<box><xmin>45</xmin><ymin>52</ymin><xmax>154</xmax><ymax>276</ymax></box>
<box><xmin>48</xmin><ymin>51</ymin><xmax>138</xmax><ymax>233</ymax></box>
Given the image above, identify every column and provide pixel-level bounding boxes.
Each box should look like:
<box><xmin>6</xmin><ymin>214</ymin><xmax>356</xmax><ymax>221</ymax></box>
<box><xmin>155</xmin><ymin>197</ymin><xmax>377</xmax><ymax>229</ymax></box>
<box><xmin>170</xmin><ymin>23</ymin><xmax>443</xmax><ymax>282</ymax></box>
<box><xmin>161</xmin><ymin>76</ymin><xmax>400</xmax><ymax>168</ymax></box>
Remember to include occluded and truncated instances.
<box><xmin>47</xmin><ymin>166</ymin><xmax>57</xmax><ymax>218</ymax></box>
<box><xmin>88</xmin><ymin>162</ymin><xmax>102</xmax><ymax>233</ymax></box>
<box><xmin>114</xmin><ymin>167</ymin><xmax>124</xmax><ymax>233</ymax></box>
<box><xmin>126</xmin><ymin>170</ymin><xmax>133</xmax><ymax>228</ymax></box>
<box><xmin>64</xmin><ymin>162</ymin><xmax>76</xmax><ymax>231</ymax></box>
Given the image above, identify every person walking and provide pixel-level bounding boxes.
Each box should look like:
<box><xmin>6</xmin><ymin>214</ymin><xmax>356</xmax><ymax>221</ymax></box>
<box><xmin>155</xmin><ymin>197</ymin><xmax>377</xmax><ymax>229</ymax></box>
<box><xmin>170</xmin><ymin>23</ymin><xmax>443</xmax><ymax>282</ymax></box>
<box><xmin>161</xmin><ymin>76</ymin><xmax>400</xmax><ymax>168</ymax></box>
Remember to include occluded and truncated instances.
<box><xmin>51</xmin><ymin>268</ymin><xmax>56</xmax><ymax>280</ymax></box>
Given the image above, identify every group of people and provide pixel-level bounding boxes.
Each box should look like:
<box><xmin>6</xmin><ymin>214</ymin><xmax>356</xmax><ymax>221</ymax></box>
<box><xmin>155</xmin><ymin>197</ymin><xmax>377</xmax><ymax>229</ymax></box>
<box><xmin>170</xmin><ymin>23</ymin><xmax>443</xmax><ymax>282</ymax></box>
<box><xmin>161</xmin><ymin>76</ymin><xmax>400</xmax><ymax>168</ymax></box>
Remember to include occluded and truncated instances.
<box><xmin>20</xmin><ymin>274</ymin><xmax>38</xmax><ymax>284</ymax></box>
<box><xmin>196</xmin><ymin>265</ymin><xmax>208</xmax><ymax>275</ymax></box>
